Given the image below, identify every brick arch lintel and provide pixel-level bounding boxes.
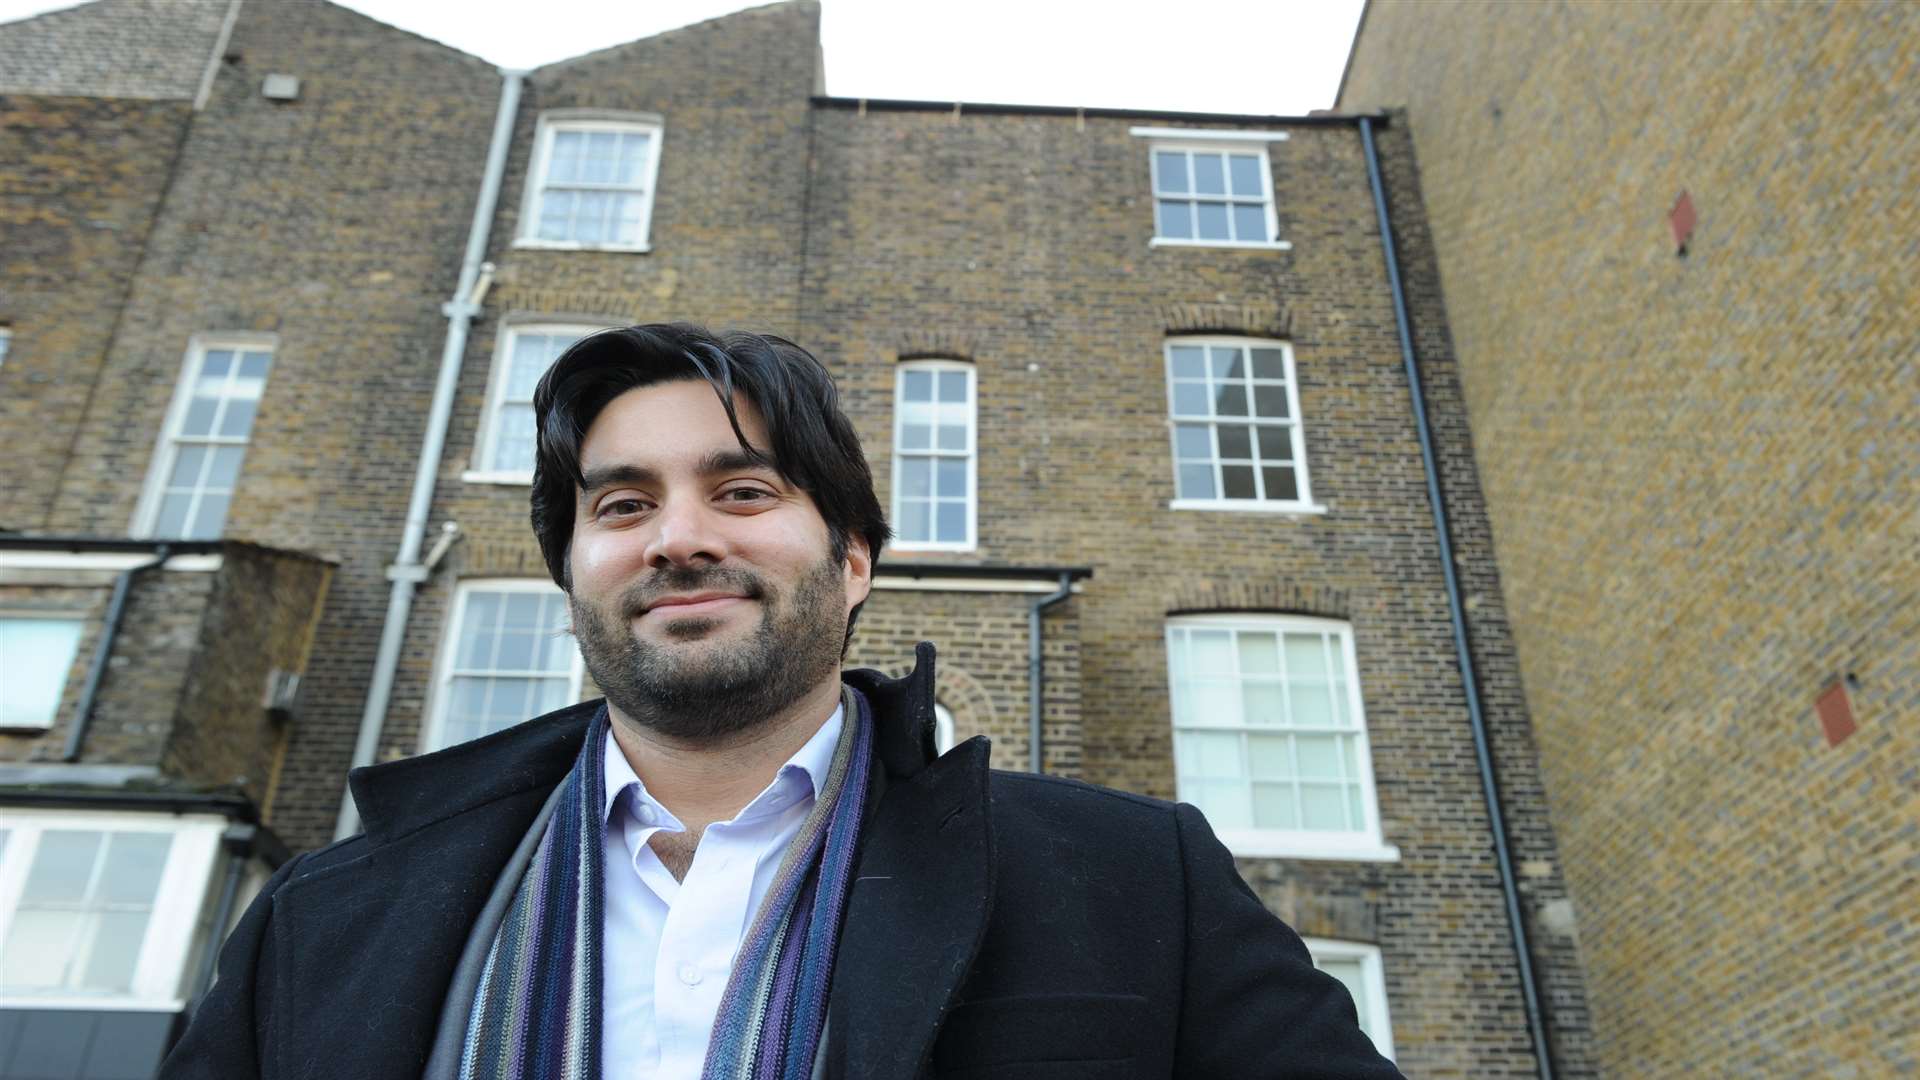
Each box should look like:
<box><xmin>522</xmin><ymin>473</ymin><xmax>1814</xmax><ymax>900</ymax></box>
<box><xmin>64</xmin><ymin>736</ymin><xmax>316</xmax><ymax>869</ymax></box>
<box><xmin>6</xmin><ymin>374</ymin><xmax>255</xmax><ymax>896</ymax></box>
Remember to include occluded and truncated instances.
<box><xmin>1159</xmin><ymin>301</ymin><xmax>1294</xmax><ymax>340</ymax></box>
<box><xmin>889</xmin><ymin>328</ymin><xmax>984</xmax><ymax>362</ymax></box>
<box><xmin>1165</xmin><ymin>580</ymin><xmax>1350</xmax><ymax>621</ymax></box>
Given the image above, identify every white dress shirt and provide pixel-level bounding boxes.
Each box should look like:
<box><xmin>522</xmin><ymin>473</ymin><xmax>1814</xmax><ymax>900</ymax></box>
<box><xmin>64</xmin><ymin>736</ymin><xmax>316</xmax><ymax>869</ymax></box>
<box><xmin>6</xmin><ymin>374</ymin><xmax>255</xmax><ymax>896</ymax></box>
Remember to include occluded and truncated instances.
<box><xmin>600</xmin><ymin>704</ymin><xmax>844</xmax><ymax>1080</ymax></box>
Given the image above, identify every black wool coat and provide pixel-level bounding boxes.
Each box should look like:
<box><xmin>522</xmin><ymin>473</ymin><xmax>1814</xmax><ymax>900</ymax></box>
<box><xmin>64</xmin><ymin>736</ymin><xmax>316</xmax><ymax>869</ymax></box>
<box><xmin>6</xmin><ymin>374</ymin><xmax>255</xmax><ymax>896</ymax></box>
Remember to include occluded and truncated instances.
<box><xmin>161</xmin><ymin>644</ymin><xmax>1403</xmax><ymax>1079</ymax></box>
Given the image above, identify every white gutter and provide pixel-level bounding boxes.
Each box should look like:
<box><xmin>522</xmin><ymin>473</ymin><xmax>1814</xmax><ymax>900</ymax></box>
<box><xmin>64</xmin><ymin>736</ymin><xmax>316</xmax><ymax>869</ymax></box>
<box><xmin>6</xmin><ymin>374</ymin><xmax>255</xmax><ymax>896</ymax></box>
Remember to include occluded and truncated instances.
<box><xmin>334</xmin><ymin>70</ymin><xmax>525</xmax><ymax>840</ymax></box>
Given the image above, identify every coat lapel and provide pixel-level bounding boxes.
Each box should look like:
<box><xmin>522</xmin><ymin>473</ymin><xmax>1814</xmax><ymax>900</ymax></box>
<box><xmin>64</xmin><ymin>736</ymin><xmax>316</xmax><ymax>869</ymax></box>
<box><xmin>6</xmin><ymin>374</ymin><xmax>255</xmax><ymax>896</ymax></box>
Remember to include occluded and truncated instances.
<box><xmin>825</xmin><ymin>734</ymin><xmax>995</xmax><ymax>1078</ymax></box>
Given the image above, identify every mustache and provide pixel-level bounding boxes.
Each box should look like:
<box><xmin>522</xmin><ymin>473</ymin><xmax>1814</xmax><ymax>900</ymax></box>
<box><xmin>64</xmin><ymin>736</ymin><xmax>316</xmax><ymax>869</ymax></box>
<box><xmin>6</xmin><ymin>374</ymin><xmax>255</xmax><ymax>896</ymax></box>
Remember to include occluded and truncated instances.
<box><xmin>619</xmin><ymin>565</ymin><xmax>768</xmax><ymax>617</ymax></box>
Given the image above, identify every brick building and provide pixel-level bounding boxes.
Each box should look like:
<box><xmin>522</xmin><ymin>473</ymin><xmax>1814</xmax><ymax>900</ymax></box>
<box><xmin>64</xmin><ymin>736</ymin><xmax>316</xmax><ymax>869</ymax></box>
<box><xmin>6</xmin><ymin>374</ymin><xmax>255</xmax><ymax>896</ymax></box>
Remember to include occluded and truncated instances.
<box><xmin>1338</xmin><ymin>1</ymin><xmax>1919</xmax><ymax>1076</ymax></box>
<box><xmin>2</xmin><ymin>1</ymin><xmax>1597</xmax><ymax>1074</ymax></box>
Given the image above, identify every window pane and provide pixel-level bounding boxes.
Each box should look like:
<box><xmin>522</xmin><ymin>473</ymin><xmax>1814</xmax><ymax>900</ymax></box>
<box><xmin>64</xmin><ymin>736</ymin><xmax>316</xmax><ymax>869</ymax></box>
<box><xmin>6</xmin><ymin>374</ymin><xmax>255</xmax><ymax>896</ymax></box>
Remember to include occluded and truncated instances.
<box><xmin>1153</xmin><ymin>151</ymin><xmax>1188</xmax><ymax>194</ymax></box>
<box><xmin>1</xmin><ymin>910</ymin><xmax>79</xmax><ymax>989</ymax></box>
<box><xmin>181</xmin><ymin>394</ymin><xmax>220</xmax><ymax>437</ymax></box>
<box><xmin>508</xmin><ymin>334</ymin><xmax>558</xmax><ymax>400</ymax></box>
<box><xmin>1247</xmin><ymin>734</ymin><xmax>1290</xmax><ymax>779</ymax></box>
<box><xmin>1295</xmin><ymin>735</ymin><xmax>1344</xmax><ymax>779</ymax></box>
<box><xmin>1263</xmin><ymin>466</ymin><xmax>1300</xmax><ymax>502</ymax></box>
<box><xmin>1177</xmin><ymin>464</ymin><xmax>1215</xmax><ymax>499</ymax></box>
<box><xmin>200</xmin><ymin>350</ymin><xmax>233</xmax><ymax>379</ymax></box>
<box><xmin>1255</xmin><ymin>425</ymin><xmax>1294</xmax><ymax>459</ymax></box>
<box><xmin>899</xmin><ymin>422</ymin><xmax>931</xmax><ymax>451</ymax></box>
<box><xmin>1237</xmin><ymin>632</ymin><xmax>1280</xmax><ymax>674</ymax></box>
<box><xmin>1221</xmin><ymin>465</ymin><xmax>1256</xmax><ymax>499</ymax></box>
<box><xmin>1174</xmin><ymin>424</ymin><xmax>1212</xmax><ymax>459</ymax></box>
<box><xmin>237</xmin><ymin>351</ymin><xmax>271</xmax><ymax>381</ymax></box>
<box><xmin>99</xmin><ymin>833</ymin><xmax>172</xmax><ymax>905</ymax></box>
<box><xmin>21</xmin><ymin>831</ymin><xmax>101</xmax><ymax>903</ymax></box>
<box><xmin>489</xmin><ymin>404</ymin><xmax>537</xmax><ymax>471</ymax></box>
<box><xmin>1195</xmin><ymin>202</ymin><xmax>1230</xmax><ymax>240</ymax></box>
<box><xmin>548</xmin><ymin>130</ymin><xmax>585</xmax><ymax>183</ymax></box>
<box><xmin>537</xmin><ymin>190</ymin><xmax>572</xmax><ymax>240</ymax></box>
<box><xmin>1250</xmin><ymin>348</ymin><xmax>1288</xmax><ymax>380</ymax></box>
<box><xmin>936</xmin><ymin>370</ymin><xmax>969</xmax><ymax>402</ymax></box>
<box><xmin>0</xmin><ymin>614</ymin><xmax>85</xmax><ymax>722</ymax></box>
<box><xmin>934</xmin><ymin>457</ymin><xmax>966</xmax><ymax>496</ymax></box>
<box><xmin>1156</xmin><ymin>199</ymin><xmax>1193</xmax><ymax>239</ymax></box>
<box><xmin>1192</xmin><ymin>153</ymin><xmax>1226</xmax><ymax>195</ymax></box>
<box><xmin>78</xmin><ymin>910</ymin><xmax>150</xmax><ymax>992</ymax></box>
<box><xmin>187</xmin><ymin>492</ymin><xmax>230</xmax><ymax>539</ymax></box>
<box><xmin>899</xmin><ymin>457</ymin><xmax>931</xmax><ymax>498</ymax></box>
<box><xmin>1188</xmin><ymin>630</ymin><xmax>1233</xmax><ymax>674</ymax></box>
<box><xmin>1169</xmin><ymin>346</ymin><xmax>1207</xmax><ymax>379</ymax></box>
<box><xmin>1186</xmin><ymin>730</ymin><xmax>1244</xmax><ymax>777</ymax></box>
<box><xmin>612</xmin><ymin>194</ymin><xmax>644</xmax><ymax>244</ymax></box>
<box><xmin>1252</xmin><ymin>783</ymin><xmax>1299</xmax><ymax>829</ymax></box>
<box><xmin>197</xmin><ymin>445</ymin><xmax>243</xmax><ymax>491</ymax></box>
<box><xmin>154</xmin><ymin>492</ymin><xmax>193</xmax><ymax>538</ymax></box>
<box><xmin>1227</xmin><ymin>153</ymin><xmax>1262</xmax><ymax>196</ymax></box>
<box><xmin>897</xmin><ymin>498</ymin><xmax>930</xmax><ymax>543</ymax></box>
<box><xmin>1243</xmin><ymin>681</ymin><xmax>1284</xmax><ymax>723</ymax></box>
<box><xmin>1217</xmin><ymin>425</ymin><xmax>1253</xmax><ymax>460</ymax></box>
<box><xmin>902</xmin><ymin>369</ymin><xmax>933</xmax><ymax>402</ymax></box>
<box><xmin>216</xmin><ymin>397</ymin><xmax>258</xmax><ymax>438</ymax></box>
<box><xmin>573</xmin><ymin>192</ymin><xmax>608</xmax><ymax>244</ymax></box>
<box><xmin>495</xmin><ymin>593</ymin><xmax>542</xmax><ymax>671</ymax></box>
<box><xmin>584</xmin><ymin>131</ymin><xmax>618</xmax><ymax>183</ymax></box>
<box><xmin>1209</xmin><ymin>347</ymin><xmax>1243</xmax><ymax>379</ymax></box>
<box><xmin>935</xmin><ymin>501</ymin><xmax>966</xmax><ymax>542</ymax></box>
<box><xmin>1172</xmin><ymin>382</ymin><xmax>1210</xmax><ymax>417</ymax></box>
<box><xmin>1213</xmin><ymin>384</ymin><xmax>1248</xmax><ymax>416</ymax></box>
<box><xmin>459</xmin><ymin>592</ymin><xmax>500</xmax><ymax>668</ymax></box>
<box><xmin>1190</xmin><ymin>678</ymin><xmax>1238</xmax><ymax>722</ymax></box>
<box><xmin>167</xmin><ymin>446</ymin><xmax>208</xmax><ymax>489</ymax></box>
<box><xmin>616</xmin><ymin>133</ymin><xmax>651</xmax><ymax>186</ymax></box>
<box><xmin>1286</xmin><ymin>633</ymin><xmax>1331</xmax><ymax>682</ymax></box>
<box><xmin>1252</xmin><ymin>383</ymin><xmax>1290</xmax><ymax>420</ymax></box>
<box><xmin>1300</xmin><ymin>784</ymin><xmax>1349</xmax><ymax>830</ymax></box>
<box><xmin>936</xmin><ymin>423</ymin><xmax>967</xmax><ymax>451</ymax></box>
<box><xmin>1231</xmin><ymin>203</ymin><xmax>1267</xmax><ymax>242</ymax></box>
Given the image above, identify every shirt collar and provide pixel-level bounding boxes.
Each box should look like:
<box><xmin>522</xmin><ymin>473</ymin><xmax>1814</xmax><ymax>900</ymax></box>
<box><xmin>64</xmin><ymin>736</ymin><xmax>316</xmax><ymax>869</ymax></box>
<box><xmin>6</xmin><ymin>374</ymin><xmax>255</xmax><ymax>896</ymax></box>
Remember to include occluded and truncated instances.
<box><xmin>601</xmin><ymin>701</ymin><xmax>845</xmax><ymax>829</ymax></box>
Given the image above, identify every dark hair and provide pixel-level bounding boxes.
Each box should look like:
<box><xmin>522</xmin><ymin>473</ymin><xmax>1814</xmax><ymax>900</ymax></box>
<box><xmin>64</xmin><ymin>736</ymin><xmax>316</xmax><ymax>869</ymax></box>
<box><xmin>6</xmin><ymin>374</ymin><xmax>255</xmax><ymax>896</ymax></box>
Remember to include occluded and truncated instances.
<box><xmin>529</xmin><ymin>323</ymin><xmax>890</xmax><ymax>624</ymax></box>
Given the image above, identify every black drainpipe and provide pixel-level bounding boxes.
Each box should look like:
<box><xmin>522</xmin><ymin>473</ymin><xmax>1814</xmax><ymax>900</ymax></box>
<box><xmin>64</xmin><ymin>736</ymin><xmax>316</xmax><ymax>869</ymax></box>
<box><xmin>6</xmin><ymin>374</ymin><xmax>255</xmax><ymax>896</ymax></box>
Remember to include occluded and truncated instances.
<box><xmin>1359</xmin><ymin>115</ymin><xmax>1555</xmax><ymax>1080</ymax></box>
<box><xmin>64</xmin><ymin>544</ymin><xmax>171</xmax><ymax>762</ymax></box>
<box><xmin>1027</xmin><ymin>572</ymin><xmax>1076</xmax><ymax>773</ymax></box>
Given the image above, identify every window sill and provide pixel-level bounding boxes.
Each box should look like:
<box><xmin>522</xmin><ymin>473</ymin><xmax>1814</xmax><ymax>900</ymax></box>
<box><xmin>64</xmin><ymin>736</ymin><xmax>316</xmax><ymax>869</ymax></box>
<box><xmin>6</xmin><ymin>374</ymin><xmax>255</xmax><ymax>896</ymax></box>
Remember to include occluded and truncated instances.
<box><xmin>1149</xmin><ymin>238</ymin><xmax>1292</xmax><ymax>251</ymax></box>
<box><xmin>1169</xmin><ymin>498</ymin><xmax>1327</xmax><ymax>515</ymax></box>
<box><xmin>1215</xmin><ymin>832</ymin><xmax>1402</xmax><ymax>863</ymax></box>
<box><xmin>0</xmin><ymin>721</ymin><xmax>55</xmax><ymax>734</ymax></box>
<box><xmin>511</xmin><ymin>238</ymin><xmax>651</xmax><ymax>254</ymax></box>
<box><xmin>462</xmin><ymin>470</ymin><xmax>533</xmax><ymax>486</ymax></box>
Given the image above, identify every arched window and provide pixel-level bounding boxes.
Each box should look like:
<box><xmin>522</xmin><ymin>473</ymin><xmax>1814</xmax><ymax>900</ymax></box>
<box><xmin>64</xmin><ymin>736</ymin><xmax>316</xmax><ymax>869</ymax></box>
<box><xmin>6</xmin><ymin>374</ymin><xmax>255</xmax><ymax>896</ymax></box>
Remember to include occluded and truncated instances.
<box><xmin>1164</xmin><ymin>338</ymin><xmax>1320</xmax><ymax>513</ymax></box>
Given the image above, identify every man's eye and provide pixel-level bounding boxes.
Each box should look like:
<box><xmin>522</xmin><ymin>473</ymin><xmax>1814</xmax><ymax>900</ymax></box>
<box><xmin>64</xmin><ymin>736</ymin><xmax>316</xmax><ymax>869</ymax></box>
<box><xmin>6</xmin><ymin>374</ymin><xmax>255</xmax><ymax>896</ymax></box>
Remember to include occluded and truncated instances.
<box><xmin>722</xmin><ymin>487</ymin><xmax>771</xmax><ymax>503</ymax></box>
<box><xmin>598</xmin><ymin>498</ymin><xmax>646</xmax><ymax>518</ymax></box>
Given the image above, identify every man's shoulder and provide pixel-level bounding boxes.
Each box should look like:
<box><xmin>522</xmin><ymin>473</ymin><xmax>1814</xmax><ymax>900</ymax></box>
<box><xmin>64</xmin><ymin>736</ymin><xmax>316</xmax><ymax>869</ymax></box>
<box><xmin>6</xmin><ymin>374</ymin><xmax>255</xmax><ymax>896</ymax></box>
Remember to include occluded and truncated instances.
<box><xmin>986</xmin><ymin>767</ymin><xmax>1177</xmax><ymax>817</ymax></box>
<box><xmin>983</xmin><ymin>767</ymin><xmax>1189</xmax><ymax>854</ymax></box>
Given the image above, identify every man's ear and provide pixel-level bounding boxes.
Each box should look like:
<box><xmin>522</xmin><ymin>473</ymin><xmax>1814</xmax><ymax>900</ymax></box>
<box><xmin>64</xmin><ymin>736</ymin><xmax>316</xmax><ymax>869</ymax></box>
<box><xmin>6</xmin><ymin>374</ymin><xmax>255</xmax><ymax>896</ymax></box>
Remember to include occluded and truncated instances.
<box><xmin>842</xmin><ymin>533</ymin><xmax>873</xmax><ymax>610</ymax></box>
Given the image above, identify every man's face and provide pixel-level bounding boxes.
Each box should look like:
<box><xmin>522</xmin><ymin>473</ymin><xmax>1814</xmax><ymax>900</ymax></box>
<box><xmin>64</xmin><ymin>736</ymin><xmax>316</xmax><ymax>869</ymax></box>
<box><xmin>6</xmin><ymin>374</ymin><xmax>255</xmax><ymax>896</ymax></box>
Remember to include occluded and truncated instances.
<box><xmin>566</xmin><ymin>379</ymin><xmax>872</xmax><ymax>742</ymax></box>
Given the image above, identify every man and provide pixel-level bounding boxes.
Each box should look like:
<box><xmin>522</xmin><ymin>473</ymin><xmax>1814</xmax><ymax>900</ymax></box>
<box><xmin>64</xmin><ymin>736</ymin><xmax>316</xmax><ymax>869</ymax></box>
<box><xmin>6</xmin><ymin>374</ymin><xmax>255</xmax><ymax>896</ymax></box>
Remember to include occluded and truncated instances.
<box><xmin>163</xmin><ymin>325</ymin><xmax>1401</xmax><ymax>1079</ymax></box>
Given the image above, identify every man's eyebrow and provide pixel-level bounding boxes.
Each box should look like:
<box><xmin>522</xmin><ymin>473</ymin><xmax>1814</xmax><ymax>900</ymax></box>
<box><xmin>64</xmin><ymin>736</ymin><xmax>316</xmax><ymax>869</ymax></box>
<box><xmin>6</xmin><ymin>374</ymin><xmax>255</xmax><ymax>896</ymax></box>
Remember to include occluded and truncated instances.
<box><xmin>577</xmin><ymin>449</ymin><xmax>779</xmax><ymax>493</ymax></box>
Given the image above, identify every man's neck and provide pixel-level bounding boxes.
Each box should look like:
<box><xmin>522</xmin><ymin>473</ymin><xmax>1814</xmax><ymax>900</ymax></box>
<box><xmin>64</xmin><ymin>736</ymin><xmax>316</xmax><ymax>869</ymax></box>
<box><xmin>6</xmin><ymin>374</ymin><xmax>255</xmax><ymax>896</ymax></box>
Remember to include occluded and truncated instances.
<box><xmin>607</xmin><ymin>675</ymin><xmax>843</xmax><ymax>837</ymax></box>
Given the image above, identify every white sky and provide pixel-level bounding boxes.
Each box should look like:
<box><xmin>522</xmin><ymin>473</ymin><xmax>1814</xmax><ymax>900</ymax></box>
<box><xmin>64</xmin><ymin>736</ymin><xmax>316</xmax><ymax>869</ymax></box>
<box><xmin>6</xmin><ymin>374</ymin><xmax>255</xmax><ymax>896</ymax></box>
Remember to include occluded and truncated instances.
<box><xmin>1</xmin><ymin>0</ymin><xmax>1366</xmax><ymax>115</ymax></box>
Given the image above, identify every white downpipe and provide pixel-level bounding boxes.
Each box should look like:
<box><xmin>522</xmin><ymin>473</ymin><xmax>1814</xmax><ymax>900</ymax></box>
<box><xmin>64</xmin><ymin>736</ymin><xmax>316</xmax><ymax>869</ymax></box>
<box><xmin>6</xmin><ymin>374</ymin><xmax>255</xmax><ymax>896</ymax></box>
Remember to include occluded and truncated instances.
<box><xmin>334</xmin><ymin>70</ymin><xmax>525</xmax><ymax>840</ymax></box>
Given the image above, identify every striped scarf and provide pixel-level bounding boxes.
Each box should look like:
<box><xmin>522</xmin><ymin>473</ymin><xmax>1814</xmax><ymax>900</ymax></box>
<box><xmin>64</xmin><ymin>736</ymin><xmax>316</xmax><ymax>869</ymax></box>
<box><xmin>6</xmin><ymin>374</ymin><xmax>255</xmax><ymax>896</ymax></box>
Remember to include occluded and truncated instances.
<box><xmin>458</xmin><ymin>688</ymin><xmax>874</xmax><ymax>1080</ymax></box>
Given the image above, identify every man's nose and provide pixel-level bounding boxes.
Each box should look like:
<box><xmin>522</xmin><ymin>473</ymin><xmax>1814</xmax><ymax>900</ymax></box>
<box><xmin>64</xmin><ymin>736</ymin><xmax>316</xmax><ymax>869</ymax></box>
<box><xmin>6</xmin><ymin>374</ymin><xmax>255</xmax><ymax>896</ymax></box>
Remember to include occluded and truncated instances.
<box><xmin>642</xmin><ymin>494</ymin><xmax>728</xmax><ymax>568</ymax></box>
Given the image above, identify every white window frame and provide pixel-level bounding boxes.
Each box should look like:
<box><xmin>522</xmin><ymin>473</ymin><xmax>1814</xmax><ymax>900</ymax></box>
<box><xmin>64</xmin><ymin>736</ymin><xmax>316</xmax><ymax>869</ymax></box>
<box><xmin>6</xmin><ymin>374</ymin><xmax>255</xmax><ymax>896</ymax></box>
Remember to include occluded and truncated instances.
<box><xmin>515</xmin><ymin>111</ymin><xmax>665</xmax><ymax>253</ymax></box>
<box><xmin>131</xmin><ymin>334</ymin><xmax>277</xmax><ymax>539</ymax></box>
<box><xmin>1302</xmin><ymin>938</ymin><xmax>1396</xmax><ymax>1061</ymax></box>
<box><xmin>0</xmin><ymin>611</ymin><xmax>89</xmax><ymax>731</ymax></box>
<box><xmin>0</xmin><ymin>327</ymin><xmax>11</xmax><ymax>368</ymax></box>
<box><xmin>466</xmin><ymin>322</ymin><xmax>605</xmax><ymax>485</ymax></box>
<box><xmin>1165</xmin><ymin>337</ymin><xmax>1324</xmax><ymax>514</ymax></box>
<box><xmin>1165</xmin><ymin>613</ymin><xmax>1397</xmax><ymax>861</ymax></box>
<box><xmin>889</xmin><ymin>359</ymin><xmax>978</xmax><ymax>552</ymax></box>
<box><xmin>422</xmin><ymin>578</ymin><xmax>585</xmax><ymax>753</ymax></box>
<box><xmin>0</xmin><ymin>809</ymin><xmax>227</xmax><ymax>1011</ymax></box>
<box><xmin>1132</xmin><ymin>127</ymin><xmax>1291</xmax><ymax>251</ymax></box>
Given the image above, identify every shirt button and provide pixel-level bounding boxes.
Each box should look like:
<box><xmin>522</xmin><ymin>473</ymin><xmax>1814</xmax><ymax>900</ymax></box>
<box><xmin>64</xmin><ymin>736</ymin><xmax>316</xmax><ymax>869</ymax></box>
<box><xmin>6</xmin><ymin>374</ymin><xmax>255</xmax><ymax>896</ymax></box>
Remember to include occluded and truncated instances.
<box><xmin>678</xmin><ymin>964</ymin><xmax>702</xmax><ymax>986</ymax></box>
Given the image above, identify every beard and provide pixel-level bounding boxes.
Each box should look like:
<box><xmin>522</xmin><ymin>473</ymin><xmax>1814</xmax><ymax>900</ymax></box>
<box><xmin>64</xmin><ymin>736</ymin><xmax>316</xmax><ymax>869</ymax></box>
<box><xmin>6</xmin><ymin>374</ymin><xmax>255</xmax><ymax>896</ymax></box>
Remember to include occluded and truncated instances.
<box><xmin>568</xmin><ymin>554</ymin><xmax>848</xmax><ymax>744</ymax></box>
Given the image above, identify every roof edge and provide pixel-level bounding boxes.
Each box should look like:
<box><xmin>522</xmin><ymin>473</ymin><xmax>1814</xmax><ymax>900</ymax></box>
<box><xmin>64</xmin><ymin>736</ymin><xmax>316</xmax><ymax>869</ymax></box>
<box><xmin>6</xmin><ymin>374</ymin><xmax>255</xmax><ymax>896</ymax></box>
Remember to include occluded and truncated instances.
<box><xmin>1334</xmin><ymin>0</ymin><xmax>1374</xmax><ymax>111</ymax></box>
<box><xmin>810</xmin><ymin>96</ymin><xmax>1386</xmax><ymax>127</ymax></box>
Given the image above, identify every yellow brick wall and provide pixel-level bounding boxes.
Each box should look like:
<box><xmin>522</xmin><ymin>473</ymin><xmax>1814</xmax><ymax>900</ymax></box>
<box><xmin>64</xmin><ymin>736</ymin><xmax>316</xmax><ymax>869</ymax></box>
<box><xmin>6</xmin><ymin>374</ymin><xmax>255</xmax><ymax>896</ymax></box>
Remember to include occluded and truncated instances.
<box><xmin>1340</xmin><ymin>2</ymin><xmax>1920</xmax><ymax>1075</ymax></box>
